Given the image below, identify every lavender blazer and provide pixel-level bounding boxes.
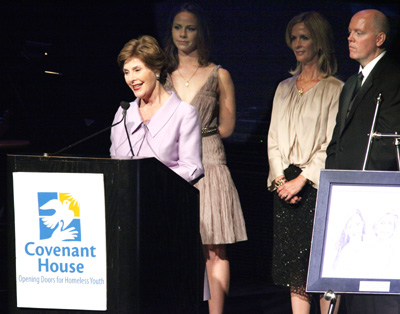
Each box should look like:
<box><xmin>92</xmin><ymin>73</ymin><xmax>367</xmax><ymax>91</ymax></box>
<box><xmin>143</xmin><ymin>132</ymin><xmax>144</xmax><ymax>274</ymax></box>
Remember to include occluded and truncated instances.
<box><xmin>110</xmin><ymin>91</ymin><xmax>204</xmax><ymax>183</ymax></box>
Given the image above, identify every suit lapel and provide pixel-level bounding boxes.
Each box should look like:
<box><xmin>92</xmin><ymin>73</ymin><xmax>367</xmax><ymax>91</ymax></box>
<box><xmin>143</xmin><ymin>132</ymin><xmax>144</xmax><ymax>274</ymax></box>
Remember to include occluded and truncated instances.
<box><xmin>147</xmin><ymin>91</ymin><xmax>180</xmax><ymax>138</ymax></box>
<box><xmin>339</xmin><ymin>74</ymin><xmax>358</xmax><ymax>133</ymax></box>
<box><xmin>340</xmin><ymin>55</ymin><xmax>387</xmax><ymax>135</ymax></box>
<box><xmin>345</xmin><ymin>75</ymin><xmax>373</xmax><ymax>124</ymax></box>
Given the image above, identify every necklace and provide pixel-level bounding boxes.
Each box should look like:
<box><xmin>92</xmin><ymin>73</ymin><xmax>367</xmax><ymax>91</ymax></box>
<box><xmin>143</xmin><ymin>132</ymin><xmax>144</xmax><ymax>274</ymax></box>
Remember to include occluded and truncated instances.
<box><xmin>297</xmin><ymin>75</ymin><xmax>321</xmax><ymax>96</ymax></box>
<box><xmin>177</xmin><ymin>66</ymin><xmax>200</xmax><ymax>87</ymax></box>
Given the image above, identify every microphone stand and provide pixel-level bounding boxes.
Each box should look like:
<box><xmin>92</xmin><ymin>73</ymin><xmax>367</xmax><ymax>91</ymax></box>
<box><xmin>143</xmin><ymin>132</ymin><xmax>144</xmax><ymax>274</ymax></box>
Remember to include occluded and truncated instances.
<box><xmin>123</xmin><ymin>113</ymin><xmax>134</xmax><ymax>157</ymax></box>
<box><xmin>363</xmin><ymin>93</ymin><xmax>400</xmax><ymax>170</ymax></box>
<box><xmin>48</xmin><ymin>119</ymin><xmax>122</xmax><ymax>156</ymax></box>
<box><xmin>48</xmin><ymin>102</ymin><xmax>130</xmax><ymax>156</ymax></box>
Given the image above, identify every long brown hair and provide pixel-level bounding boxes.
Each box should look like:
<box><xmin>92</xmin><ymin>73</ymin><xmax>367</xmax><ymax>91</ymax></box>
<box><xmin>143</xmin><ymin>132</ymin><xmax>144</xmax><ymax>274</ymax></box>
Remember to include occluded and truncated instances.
<box><xmin>164</xmin><ymin>2</ymin><xmax>211</xmax><ymax>72</ymax></box>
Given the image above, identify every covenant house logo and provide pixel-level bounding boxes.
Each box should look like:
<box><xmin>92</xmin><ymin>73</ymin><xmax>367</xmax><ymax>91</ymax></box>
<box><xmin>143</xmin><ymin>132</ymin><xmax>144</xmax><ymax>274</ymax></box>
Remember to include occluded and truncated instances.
<box><xmin>39</xmin><ymin>192</ymin><xmax>81</xmax><ymax>241</ymax></box>
<box><xmin>23</xmin><ymin>192</ymin><xmax>97</xmax><ymax>274</ymax></box>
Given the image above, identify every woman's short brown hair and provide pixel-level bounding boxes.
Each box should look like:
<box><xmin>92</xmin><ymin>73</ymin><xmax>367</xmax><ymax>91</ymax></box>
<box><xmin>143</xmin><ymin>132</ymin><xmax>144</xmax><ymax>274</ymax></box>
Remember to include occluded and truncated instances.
<box><xmin>117</xmin><ymin>35</ymin><xmax>168</xmax><ymax>84</ymax></box>
<box><xmin>285</xmin><ymin>11</ymin><xmax>337</xmax><ymax>77</ymax></box>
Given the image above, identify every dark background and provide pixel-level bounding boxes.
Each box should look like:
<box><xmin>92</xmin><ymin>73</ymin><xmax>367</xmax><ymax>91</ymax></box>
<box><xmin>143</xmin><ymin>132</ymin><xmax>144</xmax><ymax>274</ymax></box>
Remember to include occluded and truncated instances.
<box><xmin>0</xmin><ymin>0</ymin><xmax>399</xmax><ymax>312</ymax></box>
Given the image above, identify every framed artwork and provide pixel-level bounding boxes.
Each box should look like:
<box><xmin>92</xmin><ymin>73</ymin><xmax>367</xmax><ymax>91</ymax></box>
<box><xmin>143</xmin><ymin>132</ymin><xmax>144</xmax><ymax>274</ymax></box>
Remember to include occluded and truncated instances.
<box><xmin>307</xmin><ymin>170</ymin><xmax>400</xmax><ymax>294</ymax></box>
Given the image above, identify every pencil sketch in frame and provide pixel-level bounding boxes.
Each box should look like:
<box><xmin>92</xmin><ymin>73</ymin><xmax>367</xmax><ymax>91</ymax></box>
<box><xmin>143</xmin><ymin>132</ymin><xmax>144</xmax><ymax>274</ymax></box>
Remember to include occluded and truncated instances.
<box><xmin>307</xmin><ymin>169</ymin><xmax>400</xmax><ymax>295</ymax></box>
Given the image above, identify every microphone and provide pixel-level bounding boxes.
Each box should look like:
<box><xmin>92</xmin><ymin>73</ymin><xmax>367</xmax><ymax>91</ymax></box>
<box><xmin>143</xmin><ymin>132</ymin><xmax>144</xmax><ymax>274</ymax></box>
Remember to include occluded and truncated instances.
<box><xmin>49</xmin><ymin>101</ymin><xmax>131</xmax><ymax>156</ymax></box>
<box><xmin>120</xmin><ymin>101</ymin><xmax>130</xmax><ymax>117</ymax></box>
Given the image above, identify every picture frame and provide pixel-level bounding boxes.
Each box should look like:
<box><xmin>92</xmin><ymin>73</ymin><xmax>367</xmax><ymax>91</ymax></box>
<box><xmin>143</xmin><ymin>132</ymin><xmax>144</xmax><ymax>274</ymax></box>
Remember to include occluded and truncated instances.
<box><xmin>307</xmin><ymin>169</ymin><xmax>400</xmax><ymax>295</ymax></box>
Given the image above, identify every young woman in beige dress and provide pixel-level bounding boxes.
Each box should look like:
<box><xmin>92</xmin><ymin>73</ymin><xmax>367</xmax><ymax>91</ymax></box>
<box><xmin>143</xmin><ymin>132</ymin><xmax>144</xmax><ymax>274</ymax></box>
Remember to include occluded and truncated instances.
<box><xmin>164</xmin><ymin>3</ymin><xmax>247</xmax><ymax>313</ymax></box>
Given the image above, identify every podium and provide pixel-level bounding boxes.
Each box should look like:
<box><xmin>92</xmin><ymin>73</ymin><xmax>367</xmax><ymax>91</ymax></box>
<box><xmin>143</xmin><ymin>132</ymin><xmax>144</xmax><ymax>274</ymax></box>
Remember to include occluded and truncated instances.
<box><xmin>7</xmin><ymin>154</ymin><xmax>202</xmax><ymax>313</ymax></box>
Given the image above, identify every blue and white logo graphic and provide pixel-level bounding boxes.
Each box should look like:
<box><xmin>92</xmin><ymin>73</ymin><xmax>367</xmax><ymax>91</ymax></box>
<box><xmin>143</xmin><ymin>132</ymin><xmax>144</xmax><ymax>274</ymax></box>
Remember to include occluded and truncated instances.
<box><xmin>38</xmin><ymin>192</ymin><xmax>81</xmax><ymax>241</ymax></box>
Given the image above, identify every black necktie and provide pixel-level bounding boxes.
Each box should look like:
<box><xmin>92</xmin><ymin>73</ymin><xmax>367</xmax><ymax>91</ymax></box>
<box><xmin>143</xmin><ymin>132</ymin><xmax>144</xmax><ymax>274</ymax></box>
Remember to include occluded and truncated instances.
<box><xmin>352</xmin><ymin>72</ymin><xmax>364</xmax><ymax>100</ymax></box>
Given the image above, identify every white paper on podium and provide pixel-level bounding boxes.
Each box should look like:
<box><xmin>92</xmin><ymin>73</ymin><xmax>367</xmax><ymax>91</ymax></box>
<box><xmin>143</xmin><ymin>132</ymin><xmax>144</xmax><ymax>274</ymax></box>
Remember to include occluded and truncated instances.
<box><xmin>13</xmin><ymin>172</ymin><xmax>107</xmax><ymax>310</ymax></box>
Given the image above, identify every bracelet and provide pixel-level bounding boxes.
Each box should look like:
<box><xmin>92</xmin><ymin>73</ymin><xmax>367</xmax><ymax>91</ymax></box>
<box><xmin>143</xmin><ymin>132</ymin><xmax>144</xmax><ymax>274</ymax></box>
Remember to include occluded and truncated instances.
<box><xmin>274</xmin><ymin>178</ymin><xmax>287</xmax><ymax>189</ymax></box>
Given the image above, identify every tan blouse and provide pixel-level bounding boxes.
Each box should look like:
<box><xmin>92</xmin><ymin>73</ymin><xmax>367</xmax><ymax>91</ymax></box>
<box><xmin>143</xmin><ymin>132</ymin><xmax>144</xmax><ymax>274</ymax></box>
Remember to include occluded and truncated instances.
<box><xmin>267</xmin><ymin>75</ymin><xmax>343</xmax><ymax>190</ymax></box>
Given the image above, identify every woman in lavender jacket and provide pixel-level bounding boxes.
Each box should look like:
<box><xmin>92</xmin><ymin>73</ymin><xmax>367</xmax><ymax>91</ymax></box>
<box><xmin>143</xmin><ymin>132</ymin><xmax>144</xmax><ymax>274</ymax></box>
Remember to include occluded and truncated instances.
<box><xmin>110</xmin><ymin>35</ymin><xmax>203</xmax><ymax>183</ymax></box>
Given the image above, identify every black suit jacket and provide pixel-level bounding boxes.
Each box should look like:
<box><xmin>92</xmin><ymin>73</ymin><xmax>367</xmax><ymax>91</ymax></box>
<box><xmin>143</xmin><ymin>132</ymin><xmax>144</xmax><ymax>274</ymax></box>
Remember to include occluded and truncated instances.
<box><xmin>326</xmin><ymin>54</ymin><xmax>400</xmax><ymax>170</ymax></box>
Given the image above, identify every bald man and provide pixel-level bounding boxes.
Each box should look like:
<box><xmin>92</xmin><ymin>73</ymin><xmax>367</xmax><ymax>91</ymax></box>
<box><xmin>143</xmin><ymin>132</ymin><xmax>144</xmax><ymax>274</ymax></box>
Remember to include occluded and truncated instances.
<box><xmin>326</xmin><ymin>9</ymin><xmax>400</xmax><ymax>314</ymax></box>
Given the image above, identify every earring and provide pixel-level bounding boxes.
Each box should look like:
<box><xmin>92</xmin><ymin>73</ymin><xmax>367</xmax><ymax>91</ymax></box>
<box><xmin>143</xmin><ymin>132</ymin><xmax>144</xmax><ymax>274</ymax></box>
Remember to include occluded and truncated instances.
<box><xmin>156</xmin><ymin>73</ymin><xmax>160</xmax><ymax>80</ymax></box>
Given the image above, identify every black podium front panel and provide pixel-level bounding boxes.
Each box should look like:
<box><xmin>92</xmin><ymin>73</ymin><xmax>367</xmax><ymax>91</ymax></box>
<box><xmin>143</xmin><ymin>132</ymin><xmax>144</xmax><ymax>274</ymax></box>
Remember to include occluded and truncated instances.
<box><xmin>7</xmin><ymin>155</ymin><xmax>201</xmax><ymax>314</ymax></box>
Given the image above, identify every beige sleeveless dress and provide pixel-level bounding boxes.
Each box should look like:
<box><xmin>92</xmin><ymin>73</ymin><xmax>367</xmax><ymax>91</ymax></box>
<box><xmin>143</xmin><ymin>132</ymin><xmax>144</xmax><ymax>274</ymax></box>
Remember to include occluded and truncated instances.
<box><xmin>165</xmin><ymin>65</ymin><xmax>248</xmax><ymax>244</ymax></box>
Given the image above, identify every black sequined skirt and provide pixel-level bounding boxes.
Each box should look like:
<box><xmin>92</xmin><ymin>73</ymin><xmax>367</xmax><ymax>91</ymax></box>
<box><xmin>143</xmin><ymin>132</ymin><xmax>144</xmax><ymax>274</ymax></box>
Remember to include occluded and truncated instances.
<box><xmin>272</xmin><ymin>165</ymin><xmax>317</xmax><ymax>288</ymax></box>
